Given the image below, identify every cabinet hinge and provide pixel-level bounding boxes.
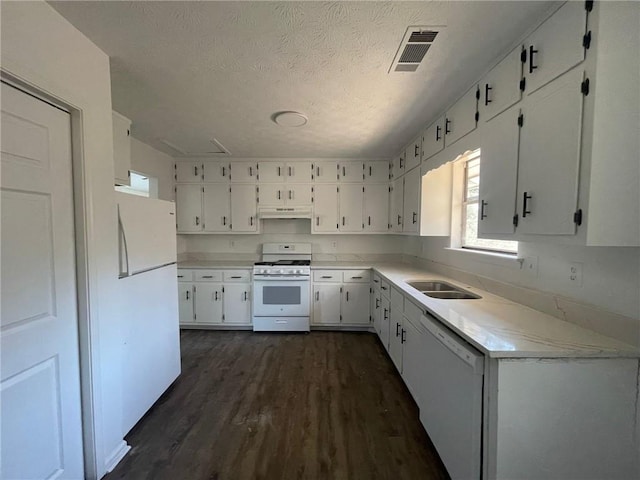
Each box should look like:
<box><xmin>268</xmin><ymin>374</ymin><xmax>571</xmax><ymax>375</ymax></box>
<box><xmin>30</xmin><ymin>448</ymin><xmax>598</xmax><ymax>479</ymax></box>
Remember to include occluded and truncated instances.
<box><xmin>222</xmin><ymin>314</ymin><xmax>225</xmax><ymax>321</ymax></box>
<box><xmin>337</xmin><ymin>186</ymin><xmax>339</xmax><ymax>193</ymax></box>
<box><xmin>583</xmin><ymin>31</ymin><xmax>592</xmax><ymax>49</ymax></box>
<box><xmin>362</xmin><ymin>186</ymin><xmax>365</xmax><ymax>192</ymax></box>
<box><xmin>340</xmin><ymin>287</ymin><xmax>343</xmax><ymax>293</ymax></box>
<box><xmin>520</xmin><ymin>47</ymin><xmax>527</xmax><ymax>64</ymax></box>
<box><xmin>475</xmin><ymin>86</ymin><xmax>480</xmax><ymax>100</ymax></box>
<box><xmin>585</xmin><ymin>0</ymin><xmax>593</xmax><ymax>12</ymax></box>
<box><xmin>573</xmin><ymin>209</ymin><xmax>583</xmax><ymax>226</ymax></box>
<box><xmin>174</xmin><ymin>164</ymin><xmax>177</xmax><ymax>170</ymax></box>
<box><xmin>311</xmin><ymin>196</ymin><xmax>314</xmax><ymax>203</ymax></box>
<box><xmin>474</xmin><ymin>111</ymin><xmax>480</xmax><ymax>123</ymax></box>
<box><xmin>519</xmin><ymin>78</ymin><xmax>526</xmax><ymax>92</ymax></box>
<box><xmin>174</xmin><ymin>174</ymin><xmax>177</xmax><ymax>181</ymax></box>
<box><xmin>222</xmin><ymin>287</ymin><xmax>225</xmax><ymax>293</ymax></box>
<box><xmin>517</xmin><ymin>114</ymin><xmax>524</xmax><ymax>127</ymax></box>
<box><xmin>581</xmin><ymin>78</ymin><xmax>590</xmax><ymax>96</ymax></box>
<box><xmin>388</xmin><ymin>186</ymin><xmax>391</xmax><ymax>193</ymax></box>
<box><xmin>202</xmin><ymin>187</ymin><xmax>204</xmax><ymax>193</ymax></box>
<box><xmin>174</xmin><ymin>186</ymin><xmax>177</xmax><ymax>193</ymax></box>
<box><xmin>340</xmin><ymin>314</ymin><xmax>342</xmax><ymax>321</ymax></box>
<box><xmin>513</xmin><ymin>214</ymin><xmax>519</xmax><ymax>227</ymax></box>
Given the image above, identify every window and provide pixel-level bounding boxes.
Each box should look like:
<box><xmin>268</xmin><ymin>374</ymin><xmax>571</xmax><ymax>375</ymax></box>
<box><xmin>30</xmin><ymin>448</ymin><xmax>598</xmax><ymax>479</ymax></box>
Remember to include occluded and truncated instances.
<box><xmin>115</xmin><ymin>171</ymin><xmax>156</xmax><ymax>198</ymax></box>
<box><xmin>460</xmin><ymin>149</ymin><xmax>518</xmax><ymax>254</ymax></box>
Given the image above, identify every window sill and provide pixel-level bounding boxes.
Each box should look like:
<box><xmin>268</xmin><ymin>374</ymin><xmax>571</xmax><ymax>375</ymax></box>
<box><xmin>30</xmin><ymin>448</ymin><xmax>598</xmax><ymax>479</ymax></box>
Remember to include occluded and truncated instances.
<box><xmin>444</xmin><ymin>247</ymin><xmax>522</xmax><ymax>268</ymax></box>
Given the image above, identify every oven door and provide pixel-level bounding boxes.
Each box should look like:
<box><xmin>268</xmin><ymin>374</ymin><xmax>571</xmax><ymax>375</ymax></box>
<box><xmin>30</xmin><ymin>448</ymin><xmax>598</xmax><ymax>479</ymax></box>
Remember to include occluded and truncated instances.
<box><xmin>253</xmin><ymin>278</ymin><xmax>310</xmax><ymax>317</ymax></box>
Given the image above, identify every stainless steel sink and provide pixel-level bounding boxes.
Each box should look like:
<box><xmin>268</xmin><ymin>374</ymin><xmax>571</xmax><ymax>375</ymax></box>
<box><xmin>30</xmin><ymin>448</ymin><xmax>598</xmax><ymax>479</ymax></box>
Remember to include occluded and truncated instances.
<box><xmin>406</xmin><ymin>280</ymin><xmax>482</xmax><ymax>300</ymax></box>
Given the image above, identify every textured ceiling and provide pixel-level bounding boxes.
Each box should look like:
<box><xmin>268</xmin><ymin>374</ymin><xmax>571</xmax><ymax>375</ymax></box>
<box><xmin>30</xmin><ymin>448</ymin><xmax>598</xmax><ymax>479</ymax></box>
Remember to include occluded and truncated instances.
<box><xmin>50</xmin><ymin>1</ymin><xmax>557</xmax><ymax>158</ymax></box>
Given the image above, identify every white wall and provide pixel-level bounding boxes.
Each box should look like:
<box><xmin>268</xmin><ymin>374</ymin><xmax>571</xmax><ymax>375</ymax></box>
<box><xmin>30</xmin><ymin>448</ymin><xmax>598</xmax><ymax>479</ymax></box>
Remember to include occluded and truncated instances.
<box><xmin>130</xmin><ymin>138</ymin><xmax>175</xmax><ymax>202</ymax></box>
<box><xmin>1</xmin><ymin>2</ymin><xmax>125</xmax><ymax>477</ymax></box>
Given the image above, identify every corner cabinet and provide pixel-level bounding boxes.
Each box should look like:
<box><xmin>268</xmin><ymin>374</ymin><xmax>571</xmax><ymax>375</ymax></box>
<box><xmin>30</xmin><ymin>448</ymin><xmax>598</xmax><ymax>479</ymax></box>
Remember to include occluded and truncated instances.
<box><xmin>112</xmin><ymin>111</ymin><xmax>131</xmax><ymax>186</ymax></box>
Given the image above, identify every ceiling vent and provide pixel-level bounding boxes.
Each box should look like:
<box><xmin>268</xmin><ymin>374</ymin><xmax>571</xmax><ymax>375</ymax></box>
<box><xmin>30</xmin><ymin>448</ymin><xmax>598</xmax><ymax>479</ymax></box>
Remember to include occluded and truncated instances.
<box><xmin>389</xmin><ymin>27</ymin><xmax>440</xmax><ymax>73</ymax></box>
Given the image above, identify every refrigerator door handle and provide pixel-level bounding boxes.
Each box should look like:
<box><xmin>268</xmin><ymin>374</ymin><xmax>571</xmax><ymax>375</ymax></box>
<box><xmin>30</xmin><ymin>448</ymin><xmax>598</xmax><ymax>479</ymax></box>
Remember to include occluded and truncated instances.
<box><xmin>118</xmin><ymin>205</ymin><xmax>130</xmax><ymax>278</ymax></box>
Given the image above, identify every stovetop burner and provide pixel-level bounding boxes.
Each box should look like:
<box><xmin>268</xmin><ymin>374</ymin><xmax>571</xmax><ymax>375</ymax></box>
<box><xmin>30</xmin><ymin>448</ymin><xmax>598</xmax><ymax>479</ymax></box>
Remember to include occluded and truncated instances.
<box><xmin>254</xmin><ymin>260</ymin><xmax>311</xmax><ymax>266</ymax></box>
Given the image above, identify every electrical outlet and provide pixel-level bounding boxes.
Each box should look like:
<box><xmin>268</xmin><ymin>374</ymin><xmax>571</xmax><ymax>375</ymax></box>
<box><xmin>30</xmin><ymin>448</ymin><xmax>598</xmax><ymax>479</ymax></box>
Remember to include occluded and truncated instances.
<box><xmin>568</xmin><ymin>262</ymin><xmax>583</xmax><ymax>286</ymax></box>
<box><xmin>521</xmin><ymin>256</ymin><xmax>538</xmax><ymax>278</ymax></box>
<box><xmin>331</xmin><ymin>241</ymin><xmax>338</xmax><ymax>251</ymax></box>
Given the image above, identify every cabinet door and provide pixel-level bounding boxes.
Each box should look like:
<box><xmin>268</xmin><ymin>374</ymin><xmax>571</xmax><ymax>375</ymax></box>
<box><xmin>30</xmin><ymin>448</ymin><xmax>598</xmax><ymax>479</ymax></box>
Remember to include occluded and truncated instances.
<box><xmin>258</xmin><ymin>183</ymin><xmax>285</xmax><ymax>206</ymax></box>
<box><xmin>478</xmin><ymin>106</ymin><xmax>520</xmax><ymax>235</ymax></box>
<box><xmin>517</xmin><ymin>68</ymin><xmax>584</xmax><ymax>235</ymax></box>
<box><xmin>445</xmin><ymin>86</ymin><xmax>479</xmax><ymax>146</ymax></box>
<box><xmin>421</xmin><ymin>116</ymin><xmax>445</xmax><ymax>162</ymax></box>
<box><xmin>178</xmin><ymin>283</ymin><xmax>194</xmax><ymax>324</ymax></box>
<box><xmin>203</xmin><ymin>184</ymin><xmax>231</xmax><ymax>232</ymax></box>
<box><xmin>175</xmin><ymin>160</ymin><xmax>203</xmax><ymax>183</ymax></box>
<box><xmin>391</xmin><ymin>151</ymin><xmax>405</xmax><ymax>179</ymax></box>
<box><xmin>402</xmin><ymin>173</ymin><xmax>421</xmax><ymax>234</ymax></box>
<box><xmin>312</xmin><ymin>284</ymin><xmax>341</xmax><ymax>325</ymax></box>
<box><xmin>402</xmin><ymin>317</ymin><xmax>426</xmax><ymax>404</ymax></box>
<box><xmin>339</xmin><ymin>184</ymin><xmax>363</xmax><ymax>232</ymax></box>
<box><xmin>176</xmin><ymin>184</ymin><xmax>202</xmax><ymax>232</ymax></box>
<box><xmin>230</xmin><ymin>184</ymin><xmax>258</xmax><ymax>232</ymax></box>
<box><xmin>380</xmin><ymin>297</ymin><xmax>391</xmax><ymax>351</ymax></box>
<box><xmin>230</xmin><ymin>161</ymin><xmax>257</xmax><ymax>182</ymax></box>
<box><xmin>523</xmin><ymin>1</ymin><xmax>587</xmax><ymax>96</ymax></box>
<box><xmin>390</xmin><ymin>178</ymin><xmax>404</xmax><ymax>232</ymax></box>
<box><xmin>339</xmin><ymin>161</ymin><xmax>364</xmax><ymax>182</ymax></box>
<box><xmin>364</xmin><ymin>161</ymin><xmax>390</xmax><ymax>183</ymax></box>
<box><xmin>202</xmin><ymin>161</ymin><xmax>230</xmax><ymax>183</ymax></box>
<box><xmin>313</xmin><ymin>161</ymin><xmax>339</xmax><ymax>183</ymax></box>
<box><xmin>257</xmin><ymin>162</ymin><xmax>285</xmax><ymax>183</ymax></box>
<box><xmin>223</xmin><ymin>284</ymin><xmax>251</xmax><ymax>324</ymax></box>
<box><xmin>194</xmin><ymin>283</ymin><xmax>223</xmax><ymax>324</ymax></box>
<box><xmin>481</xmin><ymin>46</ymin><xmax>523</xmax><ymax>123</ymax></box>
<box><xmin>287</xmin><ymin>184</ymin><xmax>312</xmax><ymax>206</ymax></box>
<box><xmin>287</xmin><ymin>162</ymin><xmax>313</xmax><ymax>183</ymax></box>
<box><xmin>312</xmin><ymin>184</ymin><xmax>339</xmax><ymax>233</ymax></box>
<box><xmin>341</xmin><ymin>284</ymin><xmax>370</xmax><ymax>325</ymax></box>
<box><xmin>363</xmin><ymin>184</ymin><xmax>389</xmax><ymax>232</ymax></box>
<box><xmin>372</xmin><ymin>290</ymin><xmax>382</xmax><ymax>337</ymax></box>
<box><xmin>113</xmin><ymin>112</ymin><xmax>131</xmax><ymax>186</ymax></box>
<box><xmin>388</xmin><ymin>306</ymin><xmax>403</xmax><ymax>372</ymax></box>
<box><xmin>406</xmin><ymin>135</ymin><xmax>422</xmax><ymax>172</ymax></box>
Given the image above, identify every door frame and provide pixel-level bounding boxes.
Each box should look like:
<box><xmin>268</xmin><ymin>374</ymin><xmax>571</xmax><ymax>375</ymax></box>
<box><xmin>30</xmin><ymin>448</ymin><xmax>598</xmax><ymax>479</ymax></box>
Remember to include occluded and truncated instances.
<box><xmin>1</xmin><ymin>70</ymin><xmax>102</xmax><ymax>480</ymax></box>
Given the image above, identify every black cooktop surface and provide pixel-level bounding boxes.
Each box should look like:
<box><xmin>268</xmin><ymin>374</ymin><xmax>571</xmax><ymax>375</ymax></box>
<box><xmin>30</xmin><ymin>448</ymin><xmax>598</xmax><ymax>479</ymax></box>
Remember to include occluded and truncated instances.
<box><xmin>254</xmin><ymin>260</ymin><xmax>311</xmax><ymax>266</ymax></box>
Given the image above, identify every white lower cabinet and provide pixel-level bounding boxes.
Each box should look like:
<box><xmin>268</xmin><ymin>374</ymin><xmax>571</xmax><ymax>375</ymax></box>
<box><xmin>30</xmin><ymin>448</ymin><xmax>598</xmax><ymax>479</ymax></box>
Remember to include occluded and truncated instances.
<box><xmin>388</xmin><ymin>287</ymin><xmax>404</xmax><ymax>371</ymax></box>
<box><xmin>341</xmin><ymin>284</ymin><xmax>370</xmax><ymax>325</ymax></box>
<box><xmin>194</xmin><ymin>283</ymin><xmax>223</xmax><ymax>324</ymax></box>
<box><xmin>222</xmin><ymin>284</ymin><xmax>252</xmax><ymax>324</ymax></box>
<box><xmin>313</xmin><ymin>284</ymin><xmax>342</xmax><ymax>325</ymax></box>
<box><xmin>312</xmin><ymin>269</ymin><xmax>370</xmax><ymax>326</ymax></box>
<box><xmin>178</xmin><ymin>282</ymin><xmax>194</xmax><ymax>325</ymax></box>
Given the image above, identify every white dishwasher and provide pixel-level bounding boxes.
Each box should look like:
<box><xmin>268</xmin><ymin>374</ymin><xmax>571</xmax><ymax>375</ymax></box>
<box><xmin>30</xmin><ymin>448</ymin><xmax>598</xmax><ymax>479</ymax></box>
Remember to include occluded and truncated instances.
<box><xmin>419</xmin><ymin>312</ymin><xmax>484</xmax><ymax>480</ymax></box>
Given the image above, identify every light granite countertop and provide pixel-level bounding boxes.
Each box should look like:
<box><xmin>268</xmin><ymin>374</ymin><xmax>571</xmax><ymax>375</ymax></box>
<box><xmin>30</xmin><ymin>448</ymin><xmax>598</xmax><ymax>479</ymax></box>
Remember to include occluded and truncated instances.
<box><xmin>178</xmin><ymin>259</ymin><xmax>639</xmax><ymax>359</ymax></box>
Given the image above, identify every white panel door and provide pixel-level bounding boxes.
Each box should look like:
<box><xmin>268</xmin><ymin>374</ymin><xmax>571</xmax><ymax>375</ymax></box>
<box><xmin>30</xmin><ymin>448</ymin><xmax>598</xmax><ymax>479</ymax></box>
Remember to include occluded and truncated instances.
<box><xmin>363</xmin><ymin>184</ymin><xmax>390</xmax><ymax>232</ymax></box>
<box><xmin>403</xmin><ymin>172</ymin><xmax>421</xmax><ymax>234</ymax></box>
<box><xmin>203</xmin><ymin>184</ymin><xmax>231</xmax><ymax>232</ymax></box>
<box><xmin>312</xmin><ymin>284</ymin><xmax>341</xmax><ymax>325</ymax></box>
<box><xmin>176</xmin><ymin>184</ymin><xmax>202</xmax><ymax>232</ymax></box>
<box><xmin>339</xmin><ymin>184</ymin><xmax>363</xmax><ymax>232</ymax></box>
<box><xmin>517</xmin><ymin>68</ymin><xmax>584</xmax><ymax>235</ymax></box>
<box><xmin>478</xmin><ymin>106</ymin><xmax>520</xmax><ymax>235</ymax></box>
<box><xmin>364</xmin><ymin>161</ymin><xmax>390</xmax><ymax>183</ymax></box>
<box><xmin>175</xmin><ymin>160</ymin><xmax>203</xmax><ymax>183</ymax></box>
<box><xmin>1</xmin><ymin>83</ymin><xmax>84</xmax><ymax>479</ymax></box>
<box><xmin>312</xmin><ymin>184</ymin><xmax>339</xmax><ymax>233</ymax></box>
<box><xmin>421</xmin><ymin>116</ymin><xmax>445</xmax><ymax>162</ymax></box>
<box><xmin>287</xmin><ymin>184</ymin><xmax>312</xmax><ymax>206</ymax></box>
<box><xmin>287</xmin><ymin>162</ymin><xmax>313</xmax><ymax>183</ymax></box>
<box><xmin>229</xmin><ymin>161</ymin><xmax>257</xmax><ymax>182</ymax></box>
<box><xmin>338</xmin><ymin>161</ymin><xmax>364</xmax><ymax>182</ymax></box>
<box><xmin>341</xmin><ymin>284</ymin><xmax>370</xmax><ymax>325</ymax></box>
<box><xmin>202</xmin><ymin>161</ymin><xmax>229</xmax><ymax>183</ymax></box>
<box><xmin>312</xmin><ymin>161</ymin><xmax>339</xmax><ymax>183</ymax></box>
<box><xmin>257</xmin><ymin>162</ymin><xmax>285</xmax><ymax>183</ymax></box>
<box><xmin>223</xmin><ymin>284</ymin><xmax>252</xmax><ymax>324</ymax></box>
<box><xmin>194</xmin><ymin>283</ymin><xmax>223</xmax><ymax>324</ymax></box>
<box><xmin>258</xmin><ymin>183</ymin><xmax>285</xmax><ymax>206</ymax></box>
<box><xmin>480</xmin><ymin>46</ymin><xmax>523</xmax><ymax>122</ymax></box>
<box><xmin>230</xmin><ymin>184</ymin><xmax>257</xmax><ymax>232</ymax></box>
<box><xmin>523</xmin><ymin>1</ymin><xmax>587</xmax><ymax>96</ymax></box>
<box><xmin>178</xmin><ymin>283</ymin><xmax>194</xmax><ymax>324</ymax></box>
<box><xmin>445</xmin><ymin>85</ymin><xmax>479</xmax><ymax>146</ymax></box>
<box><xmin>390</xmin><ymin>178</ymin><xmax>404</xmax><ymax>232</ymax></box>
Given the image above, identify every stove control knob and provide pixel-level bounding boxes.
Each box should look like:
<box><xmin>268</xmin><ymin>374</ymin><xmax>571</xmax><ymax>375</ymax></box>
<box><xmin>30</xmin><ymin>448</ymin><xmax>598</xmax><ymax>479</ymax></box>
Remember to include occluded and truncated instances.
<box><xmin>278</xmin><ymin>269</ymin><xmax>284</xmax><ymax>274</ymax></box>
<box><xmin>295</xmin><ymin>269</ymin><xmax>303</xmax><ymax>274</ymax></box>
<box><xmin>262</xmin><ymin>269</ymin><xmax>268</xmax><ymax>274</ymax></box>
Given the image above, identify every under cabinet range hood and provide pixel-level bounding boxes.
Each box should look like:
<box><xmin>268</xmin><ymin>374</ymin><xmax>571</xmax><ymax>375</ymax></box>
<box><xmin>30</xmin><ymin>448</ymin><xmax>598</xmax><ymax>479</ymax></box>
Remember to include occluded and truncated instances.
<box><xmin>257</xmin><ymin>206</ymin><xmax>312</xmax><ymax>219</ymax></box>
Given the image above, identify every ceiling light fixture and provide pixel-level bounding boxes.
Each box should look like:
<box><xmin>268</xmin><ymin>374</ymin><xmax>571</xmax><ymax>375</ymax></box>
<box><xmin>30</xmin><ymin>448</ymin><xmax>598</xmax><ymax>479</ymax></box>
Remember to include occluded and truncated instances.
<box><xmin>272</xmin><ymin>111</ymin><xmax>308</xmax><ymax>127</ymax></box>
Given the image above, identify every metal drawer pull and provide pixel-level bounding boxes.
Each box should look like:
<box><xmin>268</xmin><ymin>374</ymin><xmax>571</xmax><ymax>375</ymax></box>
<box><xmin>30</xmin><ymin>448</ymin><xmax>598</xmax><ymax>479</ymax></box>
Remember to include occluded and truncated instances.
<box><xmin>214</xmin><ymin>291</ymin><xmax>219</xmax><ymax>300</ymax></box>
<box><xmin>249</xmin><ymin>166</ymin><xmax>253</xmax><ymax>176</ymax></box>
<box><xmin>529</xmin><ymin>45</ymin><xmax>538</xmax><ymax>74</ymax></box>
<box><xmin>288</xmin><ymin>190</ymin><xmax>292</xmax><ymax>200</ymax></box>
<box><xmin>243</xmin><ymin>291</ymin><xmax>248</xmax><ymax>301</ymax></box>
<box><xmin>194</xmin><ymin>165</ymin><xmax>198</xmax><ymax>176</ymax></box>
<box><xmin>375</xmin><ymin>298</ymin><xmax>380</xmax><ymax>308</ymax></box>
<box><xmin>373</xmin><ymin>279</ymin><xmax>379</xmax><ymax>283</ymax></box>
<box><xmin>396</xmin><ymin>323</ymin><xmax>401</xmax><ymax>337</ymax></box>
<box><xmin>315</xmin><ymin>291</ymin><xmax>319</xmax><ymax>301</ymax></box>
<box><xmin>401</xmin><ymin>329</ymin><xmax>406</xmax><ymax>344</ymax></box>
<box><xmin>522</xmin><ymin>192</ymin><xmax>532</xmax><ymax>218</ymax></box>
<box><xmin>277</xmin><ymin>190</ymin><xmax>281</xmax><ymax>200</ymax></box>
<box><xmin>250</xmin><ymin>216</ymin><xmax>254</xmax><ymax>226</ymax></box>
<box><xmin>288</xmin><ymin>166</ymin><xmax>292</xmax><ymax>176</ymax></box>
<box><xmin>316</xmin><ymin>217</ymin><xmax>320</xmax><ymax>226</ymax></box>
<box><xmin>367</xmin><ymin>216</ymin><xmax>371</xmax><ymax>226</ymax></box>
<box><xmin>351</xmin><ymin>276</ymin><xmax>362</xmax><ymax>279</ymax></box>
<box><xmin>445</xmin><ymin>118</ymin><xmax>451</xmax><ymax>134</ymax></box>
<box><xmin>412</xmin><ymin>212</ymin><xmax>417</xmax><ymax>224</ymax></box>
<box><xmin>195</xmin><ymin>216</ymin><xmax>200</xmax><ymax>226</ymax></box>
<box><xmin>321</xmin><ymin>275</ymin><xmax>333</xmax><ymax>279</ymax></box>
<box><xmin>222</xmin><ymin>166</ymin><xmax>226</xmax><ymax>177</ymax></box>
<box><xmin>202</xmin><ymin>275</ymin><xmax>213</xmax><ymax>279</ymax></box>
<box><xmin>342</xmin><ymin>216</ymin><xmax>345</xmax><ymax>226</ymax></box>
<box><xmin>397</xmin><ymin>214</ymin><xmax>402</xmax><ymax>225</ymax></box>
<box><xmin>223</xmin><ymin>216</ymin><xmax>227</xmax><ymax>226</ymax></box>
<box><xmin>345</xmin><ymin>291</ymin><xmax>350</xmax><ymax>301</ymax></box>
<box><xmin>342</xmin><ymin>166</ymin><xmax>346</xmax><ymax>177</ymax></box>
<box><xmin>381</xmin><ymin>286</ymin><xmax>388</xmax><ymax>290</ymax></box>
<box><xmin>485</xmin><ymin>84</ymin><xmax>492</xmax><ymax>105</ymax></box>
<box><xmin>383</xmin><ymin>308</ymin><xmax>388</xmax><ymax>320</ymax></box>
<box><xmin>436</xmin><ymin>125</ymin><xmax>442</xmax><ymax>141</ymax></box>
<box><xmin>480</xmin><ymin>200</ymin><xmax>488</xmax><ymax>220</ymax></box>
<box><xmin>186</xmin><ymin>290</ymin><xmax>190</xmax><ymax>300</ymax></box>
<box><xmin>414</xmin><ymin>144</ymin><xmax>419</xmax><ymax>157</ymax></box>
<box><xmin>177</xmin><ymin>275</ymin><xmax>184</xmax><ymax>278</ymax></box>
<box><xmin>231</xmin><ymin>276</ymin><xmax>242</xmax><ymax>279</ymax></box>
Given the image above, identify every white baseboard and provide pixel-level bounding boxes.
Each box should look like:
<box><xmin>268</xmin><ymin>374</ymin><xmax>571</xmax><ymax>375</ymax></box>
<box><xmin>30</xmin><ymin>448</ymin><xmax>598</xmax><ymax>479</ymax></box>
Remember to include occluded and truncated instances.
<box><xmin>104</xmin><ymin>440</ymin><xmax>131</xmax><ymax>473</ymax></box>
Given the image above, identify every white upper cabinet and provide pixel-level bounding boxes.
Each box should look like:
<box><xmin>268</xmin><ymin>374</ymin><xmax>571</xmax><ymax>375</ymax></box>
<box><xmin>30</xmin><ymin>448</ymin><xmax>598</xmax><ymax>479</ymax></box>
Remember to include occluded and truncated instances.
<box><xmin>203</xmin><ymin>184</ymin><xmax>231</xmax><ymax>232</ymax></box>
<box><xmin>286</xmin><ymin>184</ymin><xmax>312</xmax><ymax>206</ymax></box>
<box><xmin>287</xmin><ymin>162</ymin><xmax>313</xmax><ymax>183</ymax></box>
<box><xmin>402</xmin><ymin>171</ymin><xmax>421</xmax><ymax>234</ymax></box>
<box><xmin>229</xmin><ymin>161</ymin><xmax>257</xmax><ymax>182</ymax></box>
<box><xmin>202</xmin><ymin>161</ymin><xmax>230</xmax><ymax>183</ymax></box>
<box><xmin>257</xmin><ymin>162</ymin><xmax>285</xmax><ymax>182</ymax></box>
<box><xmin>480</xmin><ymin>46</ymin><xmax>524</xmax><ymax>123</ymax></box>
<box><xmin>405</xmin><ymin>135</ymin><xmax>422</xmax><ymax>172</ymax></box>
<box><xmin>113</xmin><ymin>111</ymin><xmax>132</xmax><ymax>186</ymax></box>
<box><xmin>338</xmin><ymin>161</ymin><xmax>364</xmax><ymax>182</ymax></box>
<box><xmin>517</xmin><ymin>68</ymin><xmax>584</xmax><ymax>235</ymax></box>
<box><xmin>390</xmin><ymin>177</ymin><xmax>404</xmax><ymax>233</ymax></box>
<box><xmin>312</xmin><ymin>161</ymin><xmax>339</xmax><ymax>183</ymax></box>
<box><xmin>421</xmin><ymin>116</ymin><xmax>445</xmax><ymax>162</ymax></box>
<box><xmin>339</xmin><ymin>184</ymin><xmax>363</xmax><ymax>232</ymax></box>
<box><xmin>363</xmin><ymin>184</ymin><xmax>390</xmax><ymax>233</ymax></box>
<box><xmin>478</xmin><ymin>106</ymin><xmax>520</xmax><ymax>236</ymax></box>
<box><xmin>391</xmin><ymin>150</ymin><xmax>405</xmax><ymax>179</ymax></box>
<box><xmin>522</xmin><ymin>1</ymin><xmax>587</xmax><ymax>96</ymax></box>
<box><xmin>230</xmin><ymin>184</ymin><xmax>258</xmax><ymax>232</ymax></box>
<box><xmin>175</xmin><ymin>160</ymin><xmax>203</xmax><ymax>183</ymax></box>
<box><xmin>312</xmin><ymin>184</ymin><xmax>339</xmax><ymax>233</ymax></box>
<box><xmin>175</xmin><ymin>184</ymin><xmax>202</xmax><ymax>232</ymax></box>
<box><xmin>444</xmin><ymin>85</ymin><xmax>479</xmax><ymax>146</ymax></box>
<box><xmin>364</xmin><ymin>161</ymin><xmax>390</xmax><ymax>183</ymax></box>
<box><xmin>258</xmin><ymin>183</ymin><xmax>311</xmax><ymax>206</ymax></box>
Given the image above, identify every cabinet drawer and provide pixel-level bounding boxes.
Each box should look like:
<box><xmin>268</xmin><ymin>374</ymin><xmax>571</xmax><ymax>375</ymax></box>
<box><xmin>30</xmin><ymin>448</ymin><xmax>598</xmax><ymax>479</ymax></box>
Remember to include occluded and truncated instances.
<box><xmin>177</xmin><ymin>270</ymin><xmax>193</xmax><ymax>282</ymax></box>
<box><xmin>380</xmin><ymin>279</ymin><xmax>391</xmax><ymax>297</ymax></box>
<box><xmin>404</xmin><ymin>298</ymin><xmax>424</xmax><ymax>324</ymax></box>
<box><xmin>313</xmin><ymin>270</ymin><xmax>342</xmax><ymax>282</ymax></box>
<box><xmin>223</xmin><ymin>270</ymin><xmax>251</xmax><ymax>282</ymax></box>
<box><xmin>390</xmin><ymin>287</ymin><xmax>404</xmax><ymax>312</ymax></box>
<box><xmin>343</xmin><ymin>269</ymin><xmax>371</xmax><ymax>283</ymax></box>
<box><xmin>194</xmin><ymin>270</ymin><xmax>223</xmax><ymax>282</ymax></box>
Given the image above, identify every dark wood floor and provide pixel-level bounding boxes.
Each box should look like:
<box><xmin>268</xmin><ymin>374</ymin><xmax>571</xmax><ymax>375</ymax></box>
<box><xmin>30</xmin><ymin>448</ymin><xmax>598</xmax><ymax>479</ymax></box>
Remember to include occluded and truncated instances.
<box><xmin>105</xmin><ymin>330</ymin><xmax>450</xmax><ymax>480</ymax></box>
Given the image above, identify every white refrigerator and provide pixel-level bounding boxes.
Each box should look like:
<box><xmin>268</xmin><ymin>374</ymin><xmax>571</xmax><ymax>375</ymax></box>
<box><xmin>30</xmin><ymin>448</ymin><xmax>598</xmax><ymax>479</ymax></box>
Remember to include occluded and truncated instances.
<box><xmin>116</xmin><ymin>192</ymin><xmax>181</xmax><ymax>434</ymax></box>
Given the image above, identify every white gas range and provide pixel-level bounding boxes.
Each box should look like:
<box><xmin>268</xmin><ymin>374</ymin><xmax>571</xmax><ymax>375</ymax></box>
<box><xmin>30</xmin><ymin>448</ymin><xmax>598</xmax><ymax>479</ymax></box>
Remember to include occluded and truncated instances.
<box><xmin>252</xmin><ymin>243</ymin><xmax>311</xmax><ymax>332</ymax></box>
